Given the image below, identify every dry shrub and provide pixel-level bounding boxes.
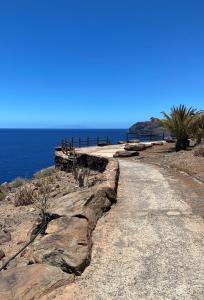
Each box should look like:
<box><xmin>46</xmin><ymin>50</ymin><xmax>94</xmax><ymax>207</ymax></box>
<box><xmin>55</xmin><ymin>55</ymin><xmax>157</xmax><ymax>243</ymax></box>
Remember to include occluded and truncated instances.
<box><xmin>73</xmin><ymin>166</ymin><xmax>90</xmax><ymax>187</ymax></box>
<box><xmin>14</xmin><ymin>183</ymin><xmax>36</xmax><ymax>206</ymax></box>
<box><xmin>194</xmin><ymin>146</ymin><xmax>204</xmax><ymax>157</ymax></box>
<box><xmin>33</xmin><ymin>167</ymin><xmax>56</xmax><ymax>179</ymax></box>
<box><xmin>10</xmin><ymin>177</ymin><xmax>26</xmax><ymax>189</ymax></box>
<box><xmin>33</xmin><ymin>179</ymin><xmax>51</xmax><ymax>218</ymax></box>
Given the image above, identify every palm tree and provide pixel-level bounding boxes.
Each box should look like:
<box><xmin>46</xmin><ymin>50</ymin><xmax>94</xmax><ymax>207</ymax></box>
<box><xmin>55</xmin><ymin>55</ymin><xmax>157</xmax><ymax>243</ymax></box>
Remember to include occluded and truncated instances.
<box><xmin>190</xmin><ymin>112</ymin><xmax>204</xmax><ymax>144</ymax></box>
<box><xmin>158</xmin><ymin>105</ymin><xmax>198</xmax><ymax>151</ymax></box>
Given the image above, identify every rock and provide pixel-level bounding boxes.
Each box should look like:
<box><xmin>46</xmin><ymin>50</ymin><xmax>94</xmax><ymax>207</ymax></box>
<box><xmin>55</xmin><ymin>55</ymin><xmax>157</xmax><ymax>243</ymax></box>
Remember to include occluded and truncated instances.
<box><xmin>140</xmin><ymin>142</ymin><xmax>153</xmax><ymax>148</ymax></box>
<box><xmin>164</xmin><ymin>137</ymin><xmax>175</xmax><ymax>143</ymax></box>
<box><xmin>124</xmin><ymin>143</ymin><xmax>146</xmax><ymax>151</ymax></box>
<box><xmin>0</xmin><ymin>249</ymin><xmax>5</xmax><ymax>260</ymax></box>
<box><xmin>0</xmin><ymin>230</ymin><xmax>11</xmax><ymax>245</ymax></box>
<box><xmin>129</xmin><ymin>118</ymin><xmax>169</xmax><ymax>136</ymax></box>
<box><xmin>117</xmin><ymin>140</ymin><xmax>126</xmax><ymax>144</ymax></box>
<box><xmin>55</xmin><ymin>146</ymin><xmax>62</xmax><ymax>151</ymax></box>
<box><xmin>0</xmin><ymin>264</ymin><xmax>74</xmax><ymax>300</ymax></box>
<box><xmin>113</xmin><ymin>150</ymin><xmax>139</xmax><ymax>158</ymax></box>
<box><xmin>151</xmin><ymin>140</ymin><xmax>166</xmax><ymax>145</ymax></box>
<box><xmin>4</xmin><ymin>195</ymin><xmax>12</xmax><ymax>202</ymax></box>
<box><xmin>97</xmin><ymin>142</ymin><xmax>109</xmax><ymax>147</ymax></box>
<box><xmin>50</xmin><ymin>189</ymin><xmax>94</xmax><ymax>217</ymax></box>
<box><xmin>127</xmin><ymin>139</ymin><xmax>140</xmax><ymax>143</ymax></box>
<box><xmin>27</xmin><ymin>216</ymin><xmax>91</xmax><ymax>275</ymax></box>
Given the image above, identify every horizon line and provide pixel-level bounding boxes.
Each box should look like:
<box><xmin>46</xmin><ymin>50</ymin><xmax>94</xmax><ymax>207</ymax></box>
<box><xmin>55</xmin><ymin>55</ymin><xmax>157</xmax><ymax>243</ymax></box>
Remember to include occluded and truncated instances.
<box><xmin>0</xmin><ymin>128</ymin><xmax>128</xmax><ymax>130</ymax></box>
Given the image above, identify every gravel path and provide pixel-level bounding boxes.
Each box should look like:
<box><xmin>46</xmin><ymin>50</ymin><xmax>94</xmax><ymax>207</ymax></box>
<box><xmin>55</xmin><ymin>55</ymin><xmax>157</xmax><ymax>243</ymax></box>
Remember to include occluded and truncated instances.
<box><xmin>51</xmin><ymin>160</ymin><xmax>204</xmax><ymax>300</ymax></box>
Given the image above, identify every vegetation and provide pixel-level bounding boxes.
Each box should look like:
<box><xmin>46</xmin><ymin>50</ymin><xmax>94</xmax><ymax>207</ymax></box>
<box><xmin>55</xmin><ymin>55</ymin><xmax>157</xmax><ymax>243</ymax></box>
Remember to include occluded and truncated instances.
<box><xmin>14</xmin><ymin>183</ymin><xmax>36</xmax><ymax>206</ymax></box>
<box><xmin>9</xmin><ymin>177</ymin><xmax>26</xmax><ymax>188</ymax></box>
<box><xmin>158</xmin><ymin>105</ymin><xmax>203</xmax><ymax>151</ymax></box>
<box><xmin>33</xmin><ymin>167</ymin><xmax>56</xmax><ymax>179</ymax></box>
<box><xmin>190</xmin><ymin>112</ymin><xmax>204</xmax><ymax>145</ymax></box>
<box><xmin>33</xmin><ymin>179</ymin><xmax>51</xmax><ymax>222</ymax></box>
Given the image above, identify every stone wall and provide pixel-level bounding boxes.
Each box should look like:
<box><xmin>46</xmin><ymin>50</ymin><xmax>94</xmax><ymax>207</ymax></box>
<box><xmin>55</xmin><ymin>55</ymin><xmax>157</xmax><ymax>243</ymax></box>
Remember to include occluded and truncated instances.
<box><xmin>55</xmin><ymin>149</ymin><xmax>109</xmax><ymax>172</ymax></box>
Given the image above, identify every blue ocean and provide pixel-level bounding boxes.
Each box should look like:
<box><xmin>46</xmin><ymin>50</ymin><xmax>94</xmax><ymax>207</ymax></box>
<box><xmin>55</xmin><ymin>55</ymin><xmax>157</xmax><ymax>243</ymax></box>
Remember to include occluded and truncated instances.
<box><xmin>0</xmin><ymin>129</ymin><xmax>127</xmax><ymax>183</ymax></box>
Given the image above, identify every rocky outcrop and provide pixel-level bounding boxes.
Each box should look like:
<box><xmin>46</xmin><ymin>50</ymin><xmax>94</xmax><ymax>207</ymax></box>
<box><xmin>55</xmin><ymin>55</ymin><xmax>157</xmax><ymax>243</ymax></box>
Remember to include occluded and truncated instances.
<box><xmin>0</xmin><ymin>151</ymin><xmax>119</xmax><ymax>299</ymax></box>
<box><xmin>27</xmin><ymin>216</ymin><xmax>91</xmax><ymax>275</ymax></box>
<box><xmin>0</xmin><ymin>264</ymin><xmax>74</xmax><ymax>300</ymax></box>
<box><xmin>23</xmin><ymin>153</ymin><xmax>119</xmax><ymax>293</ymax></box>
<box><xmin>129</xmin><ymin>118</ymin><xmax>168</xmax><ymax>137</ymax></box>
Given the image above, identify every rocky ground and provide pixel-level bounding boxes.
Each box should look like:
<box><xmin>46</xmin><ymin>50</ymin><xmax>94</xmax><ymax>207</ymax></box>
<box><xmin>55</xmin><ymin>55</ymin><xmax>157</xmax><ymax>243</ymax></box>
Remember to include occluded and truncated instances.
<box><xmin>134</xmin><ymin>142</ymin><xmax>204</xmax><ymax>183</ymax></box>
<box><xmin>0</xmin><ymin>167</ymin><xmax>104</xmax><ymax>269</ymax></box>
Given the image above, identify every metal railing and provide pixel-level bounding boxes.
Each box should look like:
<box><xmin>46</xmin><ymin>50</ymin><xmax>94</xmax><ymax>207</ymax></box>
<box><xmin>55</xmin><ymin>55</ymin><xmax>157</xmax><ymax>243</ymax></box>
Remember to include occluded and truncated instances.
<box><xmin>61</xmin><ymin>136</ymin><xmax>111</xmax><ymax>149</ymax></box>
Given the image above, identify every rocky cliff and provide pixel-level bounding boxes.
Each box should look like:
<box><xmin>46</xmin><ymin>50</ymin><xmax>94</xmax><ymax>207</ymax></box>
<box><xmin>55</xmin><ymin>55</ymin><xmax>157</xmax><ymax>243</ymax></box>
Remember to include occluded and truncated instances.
<box><xmin>129</xmin><ymin>118</ymin><xmax>168</xmax><ymax>137</ymax></box>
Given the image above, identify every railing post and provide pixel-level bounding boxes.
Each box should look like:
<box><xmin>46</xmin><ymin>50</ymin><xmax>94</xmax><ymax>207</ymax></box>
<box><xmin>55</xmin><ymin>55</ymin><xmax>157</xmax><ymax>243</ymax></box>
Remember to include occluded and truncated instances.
<box><xmin>87</xmin><ymin>136</ymin><xmax>89</xmax><ymax>146</ymax></box>
<box><xmin>79</xmin><ymin>137</ymin><xmax>81</xmax><ymax>148</ymax></box>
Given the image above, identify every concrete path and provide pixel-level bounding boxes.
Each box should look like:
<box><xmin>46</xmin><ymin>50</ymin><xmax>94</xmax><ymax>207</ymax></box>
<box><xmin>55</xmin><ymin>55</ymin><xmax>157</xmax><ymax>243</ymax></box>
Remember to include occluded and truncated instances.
<box><xmin>54</xmin><ymin>160</ymin><xmax>204</xmax><ymax>300</ymax></box>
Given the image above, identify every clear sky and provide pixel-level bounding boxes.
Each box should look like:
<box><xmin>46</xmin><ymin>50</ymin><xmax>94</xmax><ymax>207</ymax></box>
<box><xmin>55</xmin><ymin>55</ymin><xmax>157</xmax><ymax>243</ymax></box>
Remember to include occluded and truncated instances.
<box><xmin>0</xmin><ymin>0</ymin><xmax>204</xmax><ymax>128</ymax></box>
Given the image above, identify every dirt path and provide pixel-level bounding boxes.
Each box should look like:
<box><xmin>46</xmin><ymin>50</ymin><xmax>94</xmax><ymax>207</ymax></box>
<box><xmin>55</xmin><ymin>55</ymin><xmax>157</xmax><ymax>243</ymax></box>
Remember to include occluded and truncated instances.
<box><xmin>49</xmin><ymin>160</ymin><xmax>204</xmax><ymax>300</ymax></box>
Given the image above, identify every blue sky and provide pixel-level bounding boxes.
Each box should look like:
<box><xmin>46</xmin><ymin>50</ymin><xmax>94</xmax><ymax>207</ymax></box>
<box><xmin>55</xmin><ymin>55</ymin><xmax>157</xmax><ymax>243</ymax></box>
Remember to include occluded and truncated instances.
<box><xmin>0</xmin><ymin>0</ymin><xmax>204</xmax><ymax>128</ymax></box>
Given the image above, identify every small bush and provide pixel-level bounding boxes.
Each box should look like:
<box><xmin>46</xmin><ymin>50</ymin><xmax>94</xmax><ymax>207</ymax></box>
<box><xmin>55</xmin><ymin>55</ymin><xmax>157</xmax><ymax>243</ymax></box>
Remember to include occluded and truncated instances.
<box><xmin>33</xmin><ymin>179</ymin><xmax>52</xmax><ymax>218</ymax></box>
<box><xmin>194</xmin><ymin>146</ymin><xmax>204</xmax><ymax>157</ymax></box>
<box><xmin>33</xmin><ymin>167</ymin><xmax>56</xmax><ymax>179</ymax></box>
<box><xmin>14</xmin><ymin>183</ymin><xmax>36</xmax><ymax>206</ymax></box>
<box><xmin>10</xmin><ymin>177</ymin><xmax>26</xmax><ymax>188</ymax></box>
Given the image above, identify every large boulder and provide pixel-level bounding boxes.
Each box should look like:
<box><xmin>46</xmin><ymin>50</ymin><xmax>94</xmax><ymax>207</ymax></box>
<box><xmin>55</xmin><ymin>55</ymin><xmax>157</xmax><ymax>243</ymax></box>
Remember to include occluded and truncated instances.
<box><xmin>0</xmin><ymin>264</ymin><xmax>74</xmax><ymax>300</ymax></box>
<box><xmin>113</xmin><ymin>150</ymin><xmax>139</xmax><ymax>158</ymax></box>
<box><xmin>27</xmin><ymin>216</ymin><xmax>91</xmax><ymax>275</ymax></box>
<box><xmin>124</xmin><ymin>143</ymin><xmax>146</xmax><ymax>151</ymax></box>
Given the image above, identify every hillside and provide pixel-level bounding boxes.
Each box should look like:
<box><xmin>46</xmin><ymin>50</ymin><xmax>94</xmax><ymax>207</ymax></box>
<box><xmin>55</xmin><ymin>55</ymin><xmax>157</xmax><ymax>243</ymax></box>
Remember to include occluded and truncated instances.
<box><xmin>129</xmin><ymin>118</ymin><xmax>168</xmax><ymax>136</ymax></box>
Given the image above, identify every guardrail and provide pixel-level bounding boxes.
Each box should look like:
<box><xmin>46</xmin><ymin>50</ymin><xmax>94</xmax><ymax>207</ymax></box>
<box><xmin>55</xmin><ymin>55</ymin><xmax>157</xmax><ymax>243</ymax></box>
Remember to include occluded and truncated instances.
<box><xmin>61</xmin><ymin>136</ymin><xmax>111</xmax><ymax>149</ymax></box>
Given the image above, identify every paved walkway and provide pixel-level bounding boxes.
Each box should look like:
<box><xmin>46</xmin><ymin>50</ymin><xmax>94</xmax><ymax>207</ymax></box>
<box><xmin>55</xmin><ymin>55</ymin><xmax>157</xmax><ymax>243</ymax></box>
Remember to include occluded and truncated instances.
<box><xmin>52</xmin><ymin>160</ymin><xmax>204</xmax><ymax>300</ymax></box>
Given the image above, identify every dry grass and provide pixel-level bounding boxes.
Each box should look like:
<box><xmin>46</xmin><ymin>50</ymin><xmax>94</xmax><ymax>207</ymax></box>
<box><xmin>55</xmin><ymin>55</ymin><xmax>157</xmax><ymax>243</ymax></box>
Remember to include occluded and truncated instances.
<box><xmin>33</xmin><ymin>167</ymin><xmax>56</xmax><ymax>179</ymax></box>
<box><xmin>9</xmin><ymin>177</ymin><xmax>26</xmax><ymax>189</ymax></box>
<box><xmin>14</xmin><ymin>183</ymin><xmax>36</xmax><ymax>206</ymax></box>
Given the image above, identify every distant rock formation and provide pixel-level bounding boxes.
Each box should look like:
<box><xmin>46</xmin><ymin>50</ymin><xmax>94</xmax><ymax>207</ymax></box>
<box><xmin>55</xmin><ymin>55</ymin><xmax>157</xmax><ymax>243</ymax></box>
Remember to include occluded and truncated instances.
<box><xmin>128</xmin><ymin>118</ymin><xmax>168</xmax><ymax>137</ymax></box>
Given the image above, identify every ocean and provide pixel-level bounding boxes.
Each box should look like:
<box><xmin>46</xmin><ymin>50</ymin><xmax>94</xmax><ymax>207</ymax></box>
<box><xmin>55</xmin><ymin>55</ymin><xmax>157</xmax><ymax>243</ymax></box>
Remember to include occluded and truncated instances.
<box><xmin>0</xmin><ymin>129</ymin><xmax>127</xmax><ymax>183</ymax></box>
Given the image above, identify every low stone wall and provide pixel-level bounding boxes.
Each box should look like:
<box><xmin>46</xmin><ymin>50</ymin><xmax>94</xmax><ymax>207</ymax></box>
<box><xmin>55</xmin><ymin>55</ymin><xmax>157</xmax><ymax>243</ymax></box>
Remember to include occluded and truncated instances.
<box><xmin>0</xmin><ymin>151</ymin><xmax>119</xmax><ymax>299</ymax></box>
<box><xmin>55</xmin><ymin>150</ymin><xmax>109</xmax><ymax>172</ymax></box>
